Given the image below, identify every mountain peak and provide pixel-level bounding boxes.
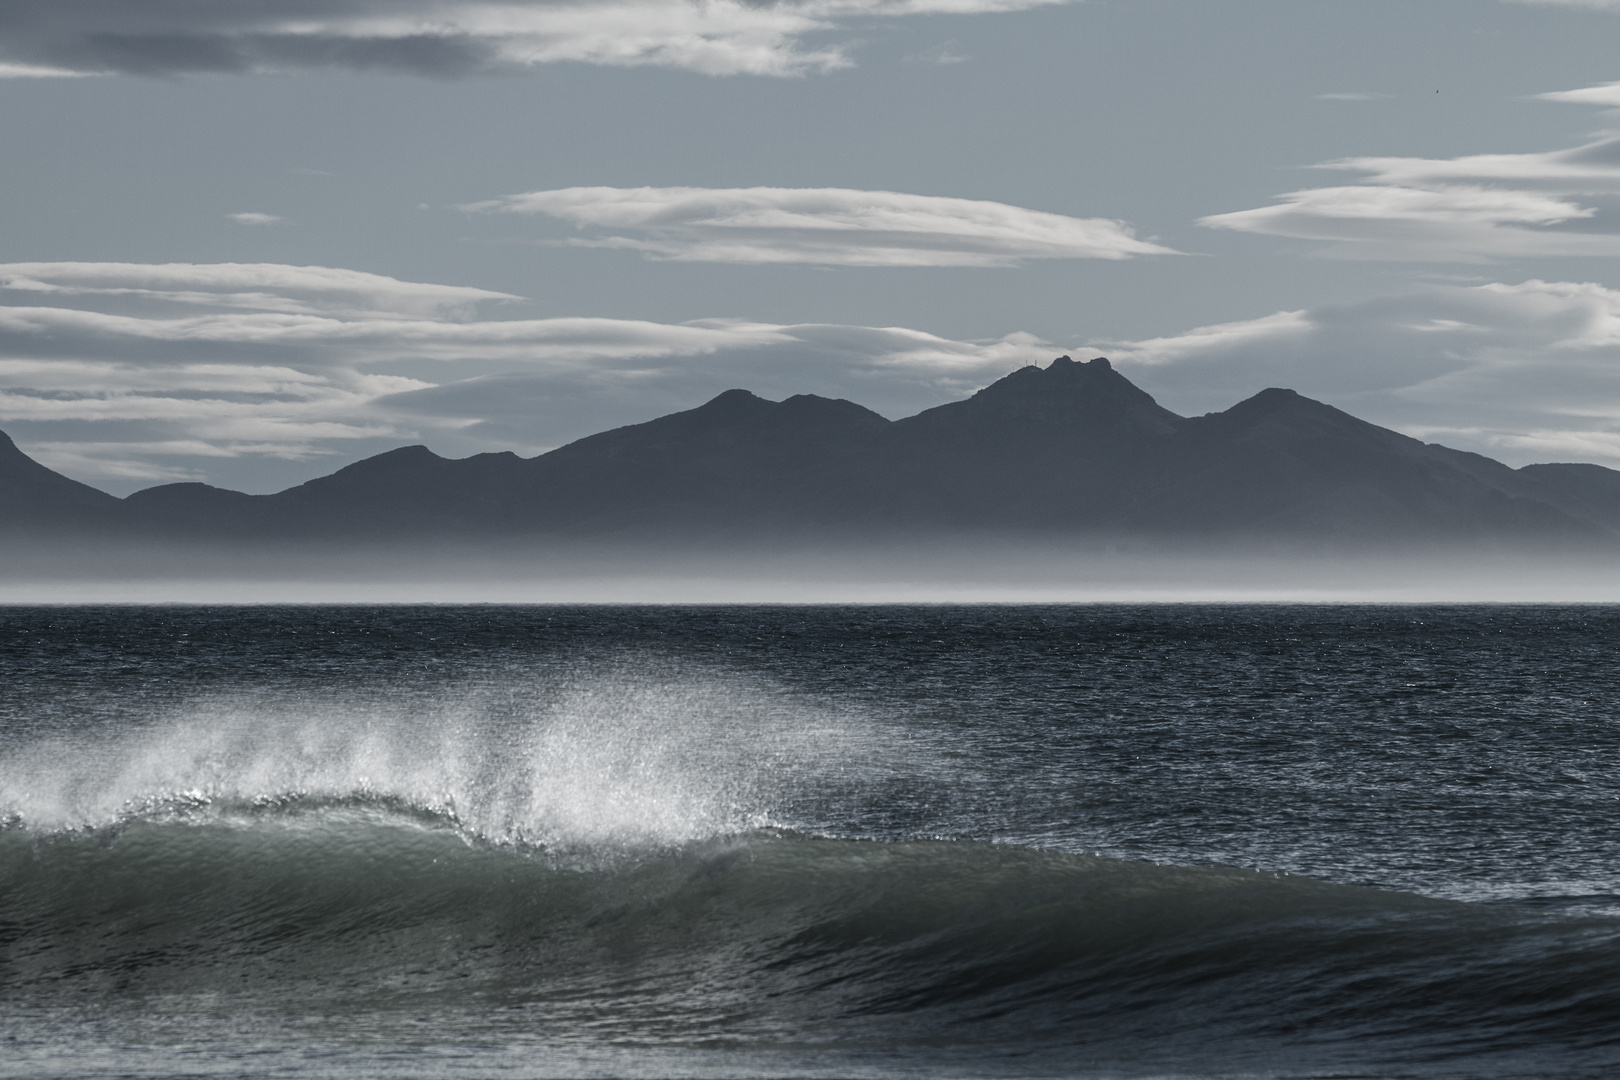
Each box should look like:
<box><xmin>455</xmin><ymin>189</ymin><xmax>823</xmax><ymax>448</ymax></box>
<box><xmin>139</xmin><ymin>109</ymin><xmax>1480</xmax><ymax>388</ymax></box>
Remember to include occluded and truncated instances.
<box><xmin>1220</xmin><ymin>387</ymin><xmax>1305</xmax><ymax>418</ymax></box>
<box><xmin>700</xmin><ymin>388</ymin><xmax>765</xmax><ymax>410</ymax></box>
<box><xmin>1048</xmin><ymin>354</ymin><xmax>1111</xmax><ymax>371</ymax></box>
<box><xmin>988</xmin><ymin>355</ymin><xmax>1114</xmax><ymax>389</ymax></box>
<box><xmin>1210</xmin><ymin>387</ymin><xmax>1402</xmax><ymax>440</ymax></box>
<box><xmin>277</xmin><ymin>443</ymin><xmax>450</xmax><ymax>504</ymax></box>
<box><xmin>909</xmin><ymin>354</ymin><xmax>1179</xmax><ymax>441</ymax></box>
<box><xmin>337</xmin><ymin>444</ymin><xmax>444</xmax><ymax>472</ymax></box>
<box><xmin>973</xmin><ymin>355</ymin><xmax>1152</xmax><ymax>406</ymax></box>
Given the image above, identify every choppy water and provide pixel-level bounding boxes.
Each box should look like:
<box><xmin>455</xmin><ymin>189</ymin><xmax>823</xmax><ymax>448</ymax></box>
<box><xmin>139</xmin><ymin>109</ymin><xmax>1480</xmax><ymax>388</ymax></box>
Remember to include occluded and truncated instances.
<box><xmin>4</xmin><ymin>604</ymin><xmax>1620</xmax><ymax>1078</ymax></box>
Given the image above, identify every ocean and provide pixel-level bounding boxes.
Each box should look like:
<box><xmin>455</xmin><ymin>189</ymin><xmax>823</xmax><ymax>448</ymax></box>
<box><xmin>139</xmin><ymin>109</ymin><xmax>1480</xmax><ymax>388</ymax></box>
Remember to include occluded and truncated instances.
<box><xmin>3</xmin><ymin>604</ymin><xmax>1620</xmax><ymax>1079</ymax></box>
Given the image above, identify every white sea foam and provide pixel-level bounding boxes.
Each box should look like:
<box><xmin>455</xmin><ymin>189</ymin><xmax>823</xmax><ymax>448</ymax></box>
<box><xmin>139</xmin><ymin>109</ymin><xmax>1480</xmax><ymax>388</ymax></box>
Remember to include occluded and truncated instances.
<box><xmin>0</xmin><ymin>664</ymin><xmax>907</xmax><ymax>852</ymax></box>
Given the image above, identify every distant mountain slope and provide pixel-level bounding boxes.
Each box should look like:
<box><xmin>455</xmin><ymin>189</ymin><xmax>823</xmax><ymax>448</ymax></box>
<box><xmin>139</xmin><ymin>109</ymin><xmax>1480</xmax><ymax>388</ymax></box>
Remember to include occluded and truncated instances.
<box><xmin>0</xmin><ymin>429</ymin><xmax>123</xmax><ymax>534</ymax></box>
<box><xmin>3</xmin><ymin>356</ymin><xmax>1618</xmax><ymax>551</ymax></box>
<box><xmin>514</xmin><ymin>390</ymin><xmax>894</xmax><ymax>535</ymax></box>
<box><xmin>1512</xmin><ymin>464</ymin><xmax>1620</xmax><ymax>536</ymax></box>
<box><xmin>1129</xmin><ymin>388</ymin><xmax>1592</xmax><ymax>543</ymax></box>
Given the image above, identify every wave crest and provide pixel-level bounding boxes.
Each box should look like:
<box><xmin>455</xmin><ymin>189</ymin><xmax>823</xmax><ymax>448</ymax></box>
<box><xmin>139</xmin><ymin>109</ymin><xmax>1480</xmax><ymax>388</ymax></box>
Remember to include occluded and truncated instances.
<box><xmin>0</xmin><ymin>666</ymin><xmax>905</xmax><ymax>852</ymax></box>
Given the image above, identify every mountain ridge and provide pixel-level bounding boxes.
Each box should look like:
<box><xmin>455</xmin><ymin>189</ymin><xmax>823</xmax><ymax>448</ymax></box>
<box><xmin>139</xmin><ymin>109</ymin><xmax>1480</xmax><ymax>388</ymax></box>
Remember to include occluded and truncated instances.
<box><xmin>3</xmin><ymin>356</ymin><xmax>1618</xmax><ymax>552</ymax></box>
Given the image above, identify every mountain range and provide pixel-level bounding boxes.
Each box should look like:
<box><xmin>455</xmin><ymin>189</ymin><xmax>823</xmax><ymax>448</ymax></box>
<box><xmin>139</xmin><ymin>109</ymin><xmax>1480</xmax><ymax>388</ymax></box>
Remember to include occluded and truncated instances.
<box><xmin>7</xmin><ymin>355</ymin><xmax>1620</xmax><ymax>553</ymax></box>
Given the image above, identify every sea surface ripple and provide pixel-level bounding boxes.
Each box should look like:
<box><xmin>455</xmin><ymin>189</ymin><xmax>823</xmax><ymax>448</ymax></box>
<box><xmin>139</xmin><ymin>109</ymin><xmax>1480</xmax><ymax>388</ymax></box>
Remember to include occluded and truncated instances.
<box><xmin>3</xmin><ymin>604</ymin><xmax>1620</xmax><ymax>1079</ymax></box>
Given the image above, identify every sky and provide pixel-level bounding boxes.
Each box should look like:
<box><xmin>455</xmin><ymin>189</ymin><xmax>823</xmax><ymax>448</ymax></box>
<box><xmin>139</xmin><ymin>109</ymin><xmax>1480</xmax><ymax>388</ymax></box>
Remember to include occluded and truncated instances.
<box><xmin>2</xmin><ymin>0</ymin><xmax>1620</xmax><ymax>495</ymax></box>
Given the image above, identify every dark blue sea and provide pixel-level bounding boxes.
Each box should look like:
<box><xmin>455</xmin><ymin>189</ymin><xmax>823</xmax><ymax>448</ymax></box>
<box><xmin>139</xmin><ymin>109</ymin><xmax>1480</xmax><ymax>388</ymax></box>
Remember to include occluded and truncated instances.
<box><xmin>4</xmin><ymin>604</ymin><xmax>1620</xmax><ymax>1079</ymax></box>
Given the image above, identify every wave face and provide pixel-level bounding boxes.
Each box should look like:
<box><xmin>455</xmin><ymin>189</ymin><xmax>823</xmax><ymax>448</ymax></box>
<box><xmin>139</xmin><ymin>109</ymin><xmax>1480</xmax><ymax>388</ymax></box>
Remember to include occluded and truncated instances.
<box><xmin>8</xmin><ymin>807</ymin><xmax>1620</xmax><ymax>1078</ymax></box>
<box><xmin>8</xmin><ymin>604</ymin><xmax>1620</xmax><ymax>1079</ymax></box>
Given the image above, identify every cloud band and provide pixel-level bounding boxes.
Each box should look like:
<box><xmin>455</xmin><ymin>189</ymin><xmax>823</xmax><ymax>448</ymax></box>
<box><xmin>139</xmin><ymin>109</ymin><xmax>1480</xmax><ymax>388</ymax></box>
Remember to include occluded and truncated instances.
<box><xmin>465</xmin><ymin>185</ymin><xmax>1177</xmax><ymax>266</ymax></box>
<box><xmin>0</xmin><ymin>0</ymin><xmax>1076</xmax><ymax>79</ymax></box>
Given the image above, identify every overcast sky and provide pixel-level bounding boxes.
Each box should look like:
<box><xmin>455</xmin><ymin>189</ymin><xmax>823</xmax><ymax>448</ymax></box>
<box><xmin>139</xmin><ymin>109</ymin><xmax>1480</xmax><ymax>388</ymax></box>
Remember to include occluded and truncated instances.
<box><xmin>3</xmin><ymin>0</ymin><xmax>1620</xmax><ymax>493</ymax></box>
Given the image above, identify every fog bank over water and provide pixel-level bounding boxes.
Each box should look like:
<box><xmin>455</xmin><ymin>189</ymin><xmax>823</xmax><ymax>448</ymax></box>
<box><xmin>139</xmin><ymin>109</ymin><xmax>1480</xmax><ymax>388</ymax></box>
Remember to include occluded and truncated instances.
<box><xmin>3</xmin><ymin>540</ymin><xmax>1618</xmax><ymax>603</ymax></box>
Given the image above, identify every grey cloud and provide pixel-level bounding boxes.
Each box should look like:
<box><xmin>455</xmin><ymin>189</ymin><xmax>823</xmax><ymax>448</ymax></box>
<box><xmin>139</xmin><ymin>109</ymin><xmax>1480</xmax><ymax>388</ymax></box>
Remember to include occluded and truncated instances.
<box><xmin>0</xmin><ymin>262</ymin><xmax>518</xmax><ymax>318</ymax></box>
<box><xmin>0</xmin><ymin>1</ymin><xmax>509</xmax><ymax>75</ymax></box>
<box><xmin>0</xmin><ymin>1</ymin><xmax>1074</xmax><ymax>79</ymax></box>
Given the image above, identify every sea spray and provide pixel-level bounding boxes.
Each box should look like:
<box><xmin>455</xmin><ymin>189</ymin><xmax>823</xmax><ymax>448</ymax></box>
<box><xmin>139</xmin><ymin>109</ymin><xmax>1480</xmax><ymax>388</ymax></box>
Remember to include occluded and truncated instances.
<box><xmin>0</xmin><ymin>659</ymin><xmax>919</xmax><ymax>853</ymax></box>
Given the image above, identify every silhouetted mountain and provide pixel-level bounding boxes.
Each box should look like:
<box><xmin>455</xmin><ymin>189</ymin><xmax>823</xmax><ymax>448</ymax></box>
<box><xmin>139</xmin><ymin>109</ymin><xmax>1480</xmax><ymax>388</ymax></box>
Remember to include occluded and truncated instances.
<box><xmin>123</xmin><ymin>481</ymin><xmax>261</xmax><ymax>526</ymax></box>
<box><xmin>512</xmin><ymin>389</ymin><xmax>894</xmax><ymax>534</ymax></box>
<box><xmin>4</xmin><ymin>356</ymin><xmax>1619</xmax><ymax>552</ymax></box>
<box><xmin>1126</xmin><ymin>387</ymin><xmax>1589</xmax><ymax>543</ymax></box>
<box><xmin>1511</xmin><ymin>464</ymin><xmax>1620</xmax><ymax>535</ymax></box>
<box><xmin>859</xmin><ymin>355</ymin><xmax>1184</xmax><ymax>529</ymax></box>
<box><xmin>0</xmin><ymin>428</ymin><xmax>123</xmax><ymax>535</ymax></box>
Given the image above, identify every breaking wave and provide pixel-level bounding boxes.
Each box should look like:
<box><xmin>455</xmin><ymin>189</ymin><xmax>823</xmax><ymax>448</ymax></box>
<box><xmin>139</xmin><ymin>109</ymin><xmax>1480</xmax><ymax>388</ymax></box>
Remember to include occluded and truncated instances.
<box><xmin>4</xmin><ymin>671</ymin><xmax>1620</xmax><ymax>1078</ymax></box>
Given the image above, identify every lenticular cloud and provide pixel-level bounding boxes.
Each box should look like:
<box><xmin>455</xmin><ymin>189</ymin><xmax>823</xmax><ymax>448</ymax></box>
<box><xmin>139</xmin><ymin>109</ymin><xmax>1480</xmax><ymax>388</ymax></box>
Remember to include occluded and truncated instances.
<box><xmin>0</xmin><ymin>262</ymin><xmax>518</xmax><ymax>319</ymax></box>
<box><xmin>1200</xmin><ymin>78</ymin><xmax>1620</xmax><ymax>263</ymax></box>
<box><xmin>464</xmin><ymin>186</ymin><xmax>1177</xmax><ymax>267</ymax></box>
